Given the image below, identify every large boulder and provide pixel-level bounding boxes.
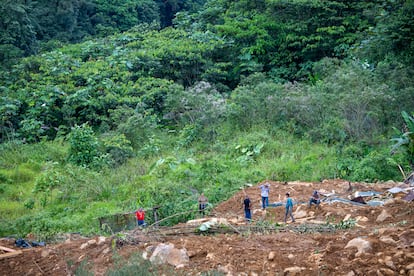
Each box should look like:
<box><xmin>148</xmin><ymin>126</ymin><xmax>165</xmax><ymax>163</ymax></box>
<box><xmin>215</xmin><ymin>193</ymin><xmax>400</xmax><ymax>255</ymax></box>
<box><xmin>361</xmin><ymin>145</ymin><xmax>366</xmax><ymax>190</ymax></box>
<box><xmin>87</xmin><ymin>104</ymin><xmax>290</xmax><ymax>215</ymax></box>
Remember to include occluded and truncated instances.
<box><xmin>148</xmin><ymin>243</ymin><xmax>189</xmax><ymax>268</ymax></box>
<box><xmin>345</xmin><ymin>237</ymin><xmax>372</xmax><ymax>257</ymax></box>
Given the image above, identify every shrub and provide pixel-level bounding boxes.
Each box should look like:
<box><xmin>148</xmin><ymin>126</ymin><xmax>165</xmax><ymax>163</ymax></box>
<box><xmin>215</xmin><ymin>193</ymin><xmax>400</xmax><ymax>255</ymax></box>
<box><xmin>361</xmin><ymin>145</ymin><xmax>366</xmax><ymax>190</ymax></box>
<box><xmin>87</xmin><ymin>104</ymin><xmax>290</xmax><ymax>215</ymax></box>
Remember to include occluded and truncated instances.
<box><xmin>350</xmin><ymin>150</ymin><xmax>403</xmax><ymax>182</ymax></box>
<box><xmin>67</xmin><ymin>123</ymin><xmax>107</xmax><ymax>169</ymax></box>
<box><xmin>33</xmin><ymin>162</ymin><xmax>65</xmax><ymax>207</ymax></box>
<box><xmin>101</xmin><ymin>133</ymin><xmax>134</xmax><ymax>167</ymax></box>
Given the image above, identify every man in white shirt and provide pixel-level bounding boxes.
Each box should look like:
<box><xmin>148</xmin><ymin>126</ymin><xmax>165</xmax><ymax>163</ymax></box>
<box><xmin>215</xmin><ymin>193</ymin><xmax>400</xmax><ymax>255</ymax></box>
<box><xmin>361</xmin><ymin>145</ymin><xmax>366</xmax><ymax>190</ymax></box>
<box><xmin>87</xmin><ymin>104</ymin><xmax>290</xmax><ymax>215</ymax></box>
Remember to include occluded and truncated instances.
<box><xmin>259</xmin><ymin>183</ymin><xmax>270</xmax><ymax>209</ymax></box>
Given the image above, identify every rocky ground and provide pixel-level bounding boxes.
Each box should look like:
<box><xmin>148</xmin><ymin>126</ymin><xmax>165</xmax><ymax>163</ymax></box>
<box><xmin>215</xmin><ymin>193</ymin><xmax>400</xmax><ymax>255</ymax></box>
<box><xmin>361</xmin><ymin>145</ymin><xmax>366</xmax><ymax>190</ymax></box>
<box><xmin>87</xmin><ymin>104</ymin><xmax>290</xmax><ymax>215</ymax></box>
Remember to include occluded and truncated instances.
<box><xmin>1</xmin><ymin>179</ymin><xmax>413</xmax><ymax>275</ymax></box>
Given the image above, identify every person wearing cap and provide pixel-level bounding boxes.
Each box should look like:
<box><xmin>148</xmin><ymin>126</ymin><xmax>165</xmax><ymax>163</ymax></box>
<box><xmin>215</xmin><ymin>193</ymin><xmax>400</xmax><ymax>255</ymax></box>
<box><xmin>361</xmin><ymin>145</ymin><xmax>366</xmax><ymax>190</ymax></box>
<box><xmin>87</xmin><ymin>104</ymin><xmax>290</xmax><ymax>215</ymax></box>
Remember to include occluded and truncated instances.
<box><xmin>284</xmin><ymin>192</ymin><xmax>295</xmax><ymax>223</ymax></box>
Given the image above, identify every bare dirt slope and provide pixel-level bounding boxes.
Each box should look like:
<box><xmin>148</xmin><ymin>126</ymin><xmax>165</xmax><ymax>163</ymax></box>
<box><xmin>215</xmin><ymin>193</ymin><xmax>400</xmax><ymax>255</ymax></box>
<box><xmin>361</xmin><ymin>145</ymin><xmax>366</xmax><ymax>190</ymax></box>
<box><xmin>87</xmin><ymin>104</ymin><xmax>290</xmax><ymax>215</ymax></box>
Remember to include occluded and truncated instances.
<box><xmin>1</xmin><ymin>179</ymin><xmax>413</xmax><ymax>275</ymax></box>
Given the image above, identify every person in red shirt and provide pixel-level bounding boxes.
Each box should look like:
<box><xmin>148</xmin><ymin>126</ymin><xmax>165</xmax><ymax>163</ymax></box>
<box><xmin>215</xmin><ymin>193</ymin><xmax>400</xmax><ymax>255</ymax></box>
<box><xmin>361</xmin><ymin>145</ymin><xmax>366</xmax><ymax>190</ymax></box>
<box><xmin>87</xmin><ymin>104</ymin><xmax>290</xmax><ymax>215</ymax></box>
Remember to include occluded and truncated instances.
<box><xmin>135</xmin><ymin>208</ymin><xmax>146</xmax><ymax>227</ymax></box>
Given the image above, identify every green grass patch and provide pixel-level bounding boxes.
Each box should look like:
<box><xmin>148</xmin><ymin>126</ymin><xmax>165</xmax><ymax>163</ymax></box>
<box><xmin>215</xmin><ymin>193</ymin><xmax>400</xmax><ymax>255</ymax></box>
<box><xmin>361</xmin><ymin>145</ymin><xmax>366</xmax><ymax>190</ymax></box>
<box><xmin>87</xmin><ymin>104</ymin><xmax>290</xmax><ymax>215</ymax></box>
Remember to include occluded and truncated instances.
<box><xmin>0</xmin><ymin>200</ymin><xmax>25</xmax><ymax>219</ymax></box>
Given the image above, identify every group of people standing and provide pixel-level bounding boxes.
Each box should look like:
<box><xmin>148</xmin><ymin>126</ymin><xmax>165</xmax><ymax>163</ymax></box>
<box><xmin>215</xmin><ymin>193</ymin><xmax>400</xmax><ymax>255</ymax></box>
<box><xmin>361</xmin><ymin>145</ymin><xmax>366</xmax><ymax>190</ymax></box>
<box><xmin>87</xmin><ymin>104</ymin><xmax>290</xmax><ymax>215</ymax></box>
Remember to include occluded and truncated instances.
<box><xmin>242</xmin><ymin>183</ymin><xmax>295</xmax><ymax>224</ymax></box>
<box><xmin>242</xmin><ymin>182</ymin><xmax>321</xmax><ymax>224</ymax></box>
<box><xmin>260</xmin><ymin>182</ymin><xmax>295</xmax><ymax>224</ymax></box>
<box><xmin>135</xmin><ymin>183</ymin><xmax>321</xmax><ymax>227</ymax></box>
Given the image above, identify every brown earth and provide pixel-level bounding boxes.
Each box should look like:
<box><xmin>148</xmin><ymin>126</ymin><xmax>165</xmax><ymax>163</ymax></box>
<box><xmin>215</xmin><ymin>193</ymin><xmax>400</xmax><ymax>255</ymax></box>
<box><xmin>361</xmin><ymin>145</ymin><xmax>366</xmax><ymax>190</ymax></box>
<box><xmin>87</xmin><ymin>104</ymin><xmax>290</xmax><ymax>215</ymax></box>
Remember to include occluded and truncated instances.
<box><xmin>1</xmin><ymin>179</ymin><xmax>413</xmax><ymax>275</ymax></box>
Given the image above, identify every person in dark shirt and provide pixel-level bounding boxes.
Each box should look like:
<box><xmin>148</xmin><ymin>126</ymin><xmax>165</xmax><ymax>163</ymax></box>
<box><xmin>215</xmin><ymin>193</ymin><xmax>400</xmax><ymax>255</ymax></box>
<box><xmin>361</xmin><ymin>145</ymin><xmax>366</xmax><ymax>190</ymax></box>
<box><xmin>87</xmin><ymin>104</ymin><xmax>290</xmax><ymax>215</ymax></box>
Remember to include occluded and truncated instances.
<box><xmin>243</xmin><ymin>194</ymin><xmax>252</xmax><ymax>222</ymax></box>
<box><xmin>309</xmin><ymin>190</ymin><xmax>321</xmax><ymax>208</ymax></box>
<box><xmin>198</xmin><ymin>193</ymin><xmax>208</xmax><ymax>217</ymax></box>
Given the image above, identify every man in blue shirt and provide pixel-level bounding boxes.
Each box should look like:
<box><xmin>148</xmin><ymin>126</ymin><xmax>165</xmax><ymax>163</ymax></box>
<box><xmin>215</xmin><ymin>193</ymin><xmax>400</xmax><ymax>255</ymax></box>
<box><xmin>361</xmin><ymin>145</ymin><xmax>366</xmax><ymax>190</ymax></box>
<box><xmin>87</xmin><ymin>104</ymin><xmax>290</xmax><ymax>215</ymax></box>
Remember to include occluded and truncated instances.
<box><xmin>284</xmin><ymin>192</ymin><xmax>295</xmax><ymax>223</ymax></box>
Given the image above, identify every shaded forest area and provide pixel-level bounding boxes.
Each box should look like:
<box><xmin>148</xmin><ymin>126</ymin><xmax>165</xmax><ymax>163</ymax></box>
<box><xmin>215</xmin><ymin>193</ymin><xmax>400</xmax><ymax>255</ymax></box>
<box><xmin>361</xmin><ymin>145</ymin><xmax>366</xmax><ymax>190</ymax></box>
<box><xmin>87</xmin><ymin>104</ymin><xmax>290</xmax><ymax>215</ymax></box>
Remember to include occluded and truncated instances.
<box><xmin>0</xmin><ymin>0</ymin><xmax>204</xmax><ymax>66</ymax></box>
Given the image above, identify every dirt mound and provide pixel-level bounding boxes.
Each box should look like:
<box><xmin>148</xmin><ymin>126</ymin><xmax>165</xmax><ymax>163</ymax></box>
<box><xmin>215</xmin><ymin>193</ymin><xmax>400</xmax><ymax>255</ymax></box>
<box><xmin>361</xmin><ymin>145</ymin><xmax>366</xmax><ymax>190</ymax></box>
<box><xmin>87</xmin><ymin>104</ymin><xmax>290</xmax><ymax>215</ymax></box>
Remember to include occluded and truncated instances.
<box><xmin>1</xmin><ymin>179</ymin><xmax>413</xmax><ymax>275</ymax></box>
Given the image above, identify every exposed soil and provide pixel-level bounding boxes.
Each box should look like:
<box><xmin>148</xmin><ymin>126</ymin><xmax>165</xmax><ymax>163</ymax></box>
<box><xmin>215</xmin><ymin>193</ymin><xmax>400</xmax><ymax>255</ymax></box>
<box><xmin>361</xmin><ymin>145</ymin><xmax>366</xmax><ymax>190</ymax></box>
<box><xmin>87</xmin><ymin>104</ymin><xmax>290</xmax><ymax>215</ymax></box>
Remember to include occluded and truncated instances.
<box><xmin>1</xmin><ymin>179</ymin><xmax>413</xmax><ymax>275</ymax></box>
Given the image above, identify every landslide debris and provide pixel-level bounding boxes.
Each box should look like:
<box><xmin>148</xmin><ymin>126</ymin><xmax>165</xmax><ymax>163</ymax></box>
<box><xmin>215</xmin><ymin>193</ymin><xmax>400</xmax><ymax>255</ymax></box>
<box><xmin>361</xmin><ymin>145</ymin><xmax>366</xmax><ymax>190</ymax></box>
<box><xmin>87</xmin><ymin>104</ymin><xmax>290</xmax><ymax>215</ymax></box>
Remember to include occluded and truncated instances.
<box><xmin>1</xmin><ymin>179</ymin><xmax>413</xmax><ymax>275</ymax></box>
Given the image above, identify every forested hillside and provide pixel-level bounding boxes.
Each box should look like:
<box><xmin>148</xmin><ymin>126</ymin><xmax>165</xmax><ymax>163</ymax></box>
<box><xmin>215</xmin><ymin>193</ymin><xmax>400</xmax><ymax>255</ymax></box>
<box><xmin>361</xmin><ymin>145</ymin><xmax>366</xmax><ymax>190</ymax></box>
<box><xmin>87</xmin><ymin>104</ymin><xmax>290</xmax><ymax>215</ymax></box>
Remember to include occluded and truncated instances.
<box><xmin>0</xmin><ymin>0</ymin><xmax>413</xmax><ymax>238</ymax></box>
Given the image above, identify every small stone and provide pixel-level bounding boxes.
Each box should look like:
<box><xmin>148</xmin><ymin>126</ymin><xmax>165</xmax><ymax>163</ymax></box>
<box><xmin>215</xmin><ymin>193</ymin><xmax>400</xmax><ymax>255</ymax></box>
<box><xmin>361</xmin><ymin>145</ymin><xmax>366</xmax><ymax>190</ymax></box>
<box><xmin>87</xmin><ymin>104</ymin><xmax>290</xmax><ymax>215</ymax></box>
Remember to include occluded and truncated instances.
<box><xmin>356</xmin><ymin>216</ymin><xmax>369</xmax><ymax>222</ymax></box>
<box><xmin>97</xmin><ymin>236</ymin><xmax>106</xmax><ymax>245</ymax></box>
<box><xmin>394</xmin><ymin>250</ymin><xmax>404</xmax><ymax>258</ymax></box>
<box><xmin>206</xmin><ymin>253</ymin><xmax>214</xmax><ymax>260</ymax></box>
<box><xmin>288</xmin><ymin>254</ymin><xmax>295</xmax><ymax>261</ymax></box>
<box><xmin>268</xmin><ymin>251</ymin><xmax>276</xmax><ymax>261</ymax></box>
<box><xmin>187</xmin><ymin>251</ymin><xmax>196</xmax><ymax>258</ymax></box>
<box><xmin>379</xmin><ymin>236</ymin><xmax>397</xmax><ymax>245</ymax></box>
<box><xmin>87</xmin><ymin>239</ymin><xmax>96</xmax><ymax>245</ymax></box>
<box><xmin>378</xmin><ymin>228</ymin><xmax>391</xmax><ymax>236</ymax></box>
<box><xmin>142</xmin><ymin>251</ymin><xmax>148</xmax><ymax>260</ymax></box>
<box><xmin>376</xmin><ymin>210</ymin><xmax>392</xmax><ymax>222</ymax></box>
<box><xmin>41</xmin><ymin>249</ymin><xmax>50</xmax><ymax>258</ymax></box>
<box><xmin>385</xmin><ymin>260</ymin><xmax>396</xmax><ymax>270</ymax></box>
<box><xmin>406</xmin><ymin>263</ymin><xmax>414</xmax><ymax>270</ymax></box>
<box><xmin>380</xmin><ymin>268</ymin><xmax>396</xmax><ymax>276</ymax></box>
<box><xmin>284</xmin><ymin>266</ymin><xmax>305</xmax><ymax>275</ymax></box>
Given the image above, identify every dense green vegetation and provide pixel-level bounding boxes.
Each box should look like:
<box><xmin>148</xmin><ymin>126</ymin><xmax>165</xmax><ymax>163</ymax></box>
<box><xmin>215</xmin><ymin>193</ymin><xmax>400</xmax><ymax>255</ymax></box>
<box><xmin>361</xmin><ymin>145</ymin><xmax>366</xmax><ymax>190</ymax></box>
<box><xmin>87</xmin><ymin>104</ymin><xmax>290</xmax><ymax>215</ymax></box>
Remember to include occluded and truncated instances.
<box><xmin>0</xmin><ymin>0</ymin><xmax>413</xmax><ymax>239</ymax></box>
<box><xmin>0</xmin><ymin>0</ymin><xmax>204</xmax><ymax>68</ymax></box>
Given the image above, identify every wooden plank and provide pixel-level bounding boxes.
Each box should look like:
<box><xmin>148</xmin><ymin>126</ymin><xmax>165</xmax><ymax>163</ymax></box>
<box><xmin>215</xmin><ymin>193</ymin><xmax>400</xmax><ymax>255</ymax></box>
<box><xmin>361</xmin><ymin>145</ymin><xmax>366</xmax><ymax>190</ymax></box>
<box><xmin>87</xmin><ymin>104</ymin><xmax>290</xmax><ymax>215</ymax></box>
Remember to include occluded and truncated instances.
<box><xmin>0</xmin><ymin>245</ymin><xmax>16</xmax><ymax>252</ymax></box>
<box><xmin>0</xmin><ymin>250</ymin><xmax>23</xmax><ymax>260</ymax></box>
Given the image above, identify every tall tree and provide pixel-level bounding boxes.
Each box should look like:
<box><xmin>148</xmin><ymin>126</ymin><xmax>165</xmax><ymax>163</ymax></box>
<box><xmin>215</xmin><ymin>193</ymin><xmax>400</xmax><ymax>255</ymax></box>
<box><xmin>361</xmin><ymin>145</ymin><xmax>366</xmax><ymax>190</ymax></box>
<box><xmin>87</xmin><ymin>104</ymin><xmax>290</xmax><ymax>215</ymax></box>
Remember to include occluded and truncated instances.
<box><xmin>0</xmin><ymin>0</ymin><xmax>37</xmax><ymax>66</ymax></box>
<box><xmin>357</xmin><ymin>0</ymin><xmax>414</xmax><ymax>66</ymax></box>
<box><xmin>191</xmin><ymin>0</ymin><xmax>382</xmax><ymax>81</ymax></box>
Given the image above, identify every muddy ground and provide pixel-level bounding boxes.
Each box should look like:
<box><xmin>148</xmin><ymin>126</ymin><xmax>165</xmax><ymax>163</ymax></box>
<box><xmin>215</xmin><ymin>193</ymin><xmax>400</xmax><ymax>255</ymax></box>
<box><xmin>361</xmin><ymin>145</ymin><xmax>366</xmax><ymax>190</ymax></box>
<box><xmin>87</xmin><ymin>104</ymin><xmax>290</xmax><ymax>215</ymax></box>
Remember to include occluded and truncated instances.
<box><xmin>1</xmin><ymin>179</ymin><xmax>413</xmax><ymax>275</ymax></box>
